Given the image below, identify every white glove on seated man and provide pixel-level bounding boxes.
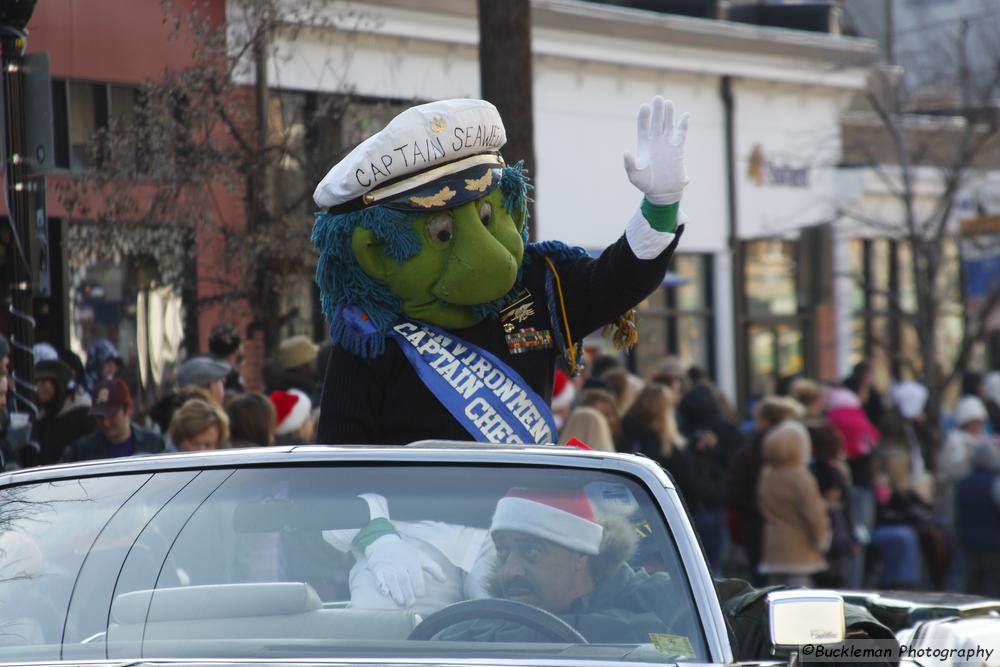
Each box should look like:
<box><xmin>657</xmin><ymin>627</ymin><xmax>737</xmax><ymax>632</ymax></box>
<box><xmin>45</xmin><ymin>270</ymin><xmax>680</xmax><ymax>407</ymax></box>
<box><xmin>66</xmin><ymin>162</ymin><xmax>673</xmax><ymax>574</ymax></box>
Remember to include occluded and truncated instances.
<box><xmin>622</xmin><ymin>96</ymin><xmax>691</xmax><ymax>258</ymax></box>
<box><xmin>352</xmin><ymin>493</ymin><xmax>446</xmax><ymax>608</ymax></box>
<box><xmin>362</xmin><ymin>532</ymin><xmax>447</xmax><ymax>608</ymax></box>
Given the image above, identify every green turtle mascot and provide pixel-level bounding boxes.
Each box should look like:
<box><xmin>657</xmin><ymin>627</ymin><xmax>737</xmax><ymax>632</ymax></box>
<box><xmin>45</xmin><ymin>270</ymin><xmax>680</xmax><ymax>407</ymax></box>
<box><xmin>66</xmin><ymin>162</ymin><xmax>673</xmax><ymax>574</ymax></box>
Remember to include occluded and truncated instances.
<box><xmin>312</xmin><ymin>96</ymin><xmax>689</xmax><ymax>445</ymax></box>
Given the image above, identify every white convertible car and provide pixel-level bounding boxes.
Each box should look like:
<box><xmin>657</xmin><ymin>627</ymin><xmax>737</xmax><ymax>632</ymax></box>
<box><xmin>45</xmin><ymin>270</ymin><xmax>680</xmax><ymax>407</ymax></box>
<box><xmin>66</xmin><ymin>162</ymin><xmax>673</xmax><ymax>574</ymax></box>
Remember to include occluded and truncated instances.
<box><xmin>0</xmin><ymin>443</ymin><xmax>997</xmax><ymax>667</ymax></box>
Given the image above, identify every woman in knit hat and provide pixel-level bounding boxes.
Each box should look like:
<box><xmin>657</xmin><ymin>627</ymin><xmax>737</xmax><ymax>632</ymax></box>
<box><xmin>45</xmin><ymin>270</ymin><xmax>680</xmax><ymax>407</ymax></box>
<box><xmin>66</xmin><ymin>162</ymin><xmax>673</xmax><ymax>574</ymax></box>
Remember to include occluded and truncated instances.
<box><xmin>938</xmin><ymin>396</ymin><xmax>993</xmax><ymax>526</ymax></box>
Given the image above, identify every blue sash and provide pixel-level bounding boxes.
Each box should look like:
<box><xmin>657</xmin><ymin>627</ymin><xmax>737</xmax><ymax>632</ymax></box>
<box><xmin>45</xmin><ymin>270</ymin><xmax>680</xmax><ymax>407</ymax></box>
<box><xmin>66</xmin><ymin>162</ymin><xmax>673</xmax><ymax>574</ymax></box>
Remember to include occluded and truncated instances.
<box><xmin>388</xmin><ymin>320</ymin><xmax>557</xmax><ymax>444</ymax></box>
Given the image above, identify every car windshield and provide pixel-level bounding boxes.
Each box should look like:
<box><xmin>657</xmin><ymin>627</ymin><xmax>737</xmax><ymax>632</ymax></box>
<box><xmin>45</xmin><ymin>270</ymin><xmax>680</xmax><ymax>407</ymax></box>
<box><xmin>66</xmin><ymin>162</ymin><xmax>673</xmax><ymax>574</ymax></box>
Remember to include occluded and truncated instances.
<box><xmin>0</xmin><ymin>464</ymin><xmax>707</xmax><ymax>663</ymax></box>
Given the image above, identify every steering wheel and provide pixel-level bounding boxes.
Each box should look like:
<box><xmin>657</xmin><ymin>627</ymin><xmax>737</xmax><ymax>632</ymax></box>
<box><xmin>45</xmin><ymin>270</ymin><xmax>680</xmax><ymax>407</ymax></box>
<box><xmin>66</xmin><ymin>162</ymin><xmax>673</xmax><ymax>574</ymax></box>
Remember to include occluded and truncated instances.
<box><xmin>408</xmin><ymin>598</ymin><xmax>589</xmax><ymax>643</ymax></box>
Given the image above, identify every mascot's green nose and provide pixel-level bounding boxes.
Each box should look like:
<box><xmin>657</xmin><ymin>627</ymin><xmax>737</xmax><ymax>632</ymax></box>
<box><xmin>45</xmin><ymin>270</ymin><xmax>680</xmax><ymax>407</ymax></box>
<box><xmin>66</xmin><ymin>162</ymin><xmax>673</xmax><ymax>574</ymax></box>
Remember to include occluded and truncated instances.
<box><xmin>432</xmin><ymin>202</ymin><xmax>521</xmax><ymax>305</ymax></box>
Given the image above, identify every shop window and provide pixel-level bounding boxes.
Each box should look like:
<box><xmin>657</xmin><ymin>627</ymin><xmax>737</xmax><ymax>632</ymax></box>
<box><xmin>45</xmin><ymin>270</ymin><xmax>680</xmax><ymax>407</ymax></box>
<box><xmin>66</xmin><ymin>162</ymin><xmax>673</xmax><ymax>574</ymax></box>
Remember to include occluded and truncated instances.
<box><xmin>51</xmin><ymin>78</ymin><xmax>141</xmax><ymax>172</ymax></box>
<box><xmin>108</xmin><ymin>85</ymin><xmax>141</xmax><ymax>168</ymax></box>
<box><xmin>776</xmin><ymin>323</ymin><xmax>803</xmax><ymax>378</ymax></box>
<box><xmin>68</xmin><ymin>222</ymin><xmax>189</xmax><ymax>416</ymax></box>
<box><xmin>849</xmin><ymin>314</ymin><xmax>866</xmax><ymax>369</ymax></box>
<box><xmin>744</xmin><ymin>239</ymin><xmax>797</xmax><ymax>316</ymax></box>
<box><xmin>747</xmin><ymin>324</ymin><xmax>776</xmax><ymax>398</ymax></box>
<box><xmin>869</xmin><ymin>315</ymin><xmax>892</xmax><ymax>389</ymax></box>
<box><xmin>632</xmin><ymin>254</ymin><xmax>714</xmax><ymax>378</ymax></box>
<box><xmin>633</xmin><ymin>288</ymin><xmax>668</xmax><ymax>376</ymax></box>
<box><xmin>900</xmin><ymin>322</ymin><xmax>922</xmax><ymax>378</ymax></box>
<box><xmin>739</xmin><ymin>237</ymin><xmax>812</xmax><ymax>405</ymax></box>
<box><xmin>277</xmin><ymin>276</ymin><xmax>319</xmax><ymax>341</ymax></box>
<box><xmin>869</xmin><ymin>239</ymin><xmax>891</xmax><ymax>312</ymax></box>
<box><xmin>69</xmin><ymin>82</ymin><xmax>104</xmax><ymax>170</ymax></box>
<box><xmin>849</xmin><ymin>237</ymin><xmax>963</xmax><ymax>383</ymax></box>
<box><xmin>898</xmin><ymin>243</ymin><xmax>917</xmax><ymax>312</ymax></box>
<box><xmin>848</xmin><ymin>238</ymin><xmax>866</xmax><ymax>312</ymax></box>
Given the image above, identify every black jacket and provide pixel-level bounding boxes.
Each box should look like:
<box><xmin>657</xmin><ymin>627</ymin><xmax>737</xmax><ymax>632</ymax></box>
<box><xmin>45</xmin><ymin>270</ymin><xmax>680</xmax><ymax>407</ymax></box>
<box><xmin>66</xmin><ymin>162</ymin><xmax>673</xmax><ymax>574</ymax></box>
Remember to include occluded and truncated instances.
<box><xmin>31</xmin><ymin>395</ymin><xmax>95</xmax><ymax>466</ymax></box>
<box><xmin>619</xmin><ymin>415</ymin><xmax>700</xmax><ymax>512</ymax></box>
<box><xmin>677</xmin><ymin>384</ymin><xmax>743</xmax><ymax>512</ymax></box>
<box><xmin>318</xmin><ymin>231</ymin><xmax>681</xmax><ymax>445</ymax></box>
<box><xmin>68</xmin><ymin>423</ymin><xmax>166</xmax><ymax>461</ymax></box>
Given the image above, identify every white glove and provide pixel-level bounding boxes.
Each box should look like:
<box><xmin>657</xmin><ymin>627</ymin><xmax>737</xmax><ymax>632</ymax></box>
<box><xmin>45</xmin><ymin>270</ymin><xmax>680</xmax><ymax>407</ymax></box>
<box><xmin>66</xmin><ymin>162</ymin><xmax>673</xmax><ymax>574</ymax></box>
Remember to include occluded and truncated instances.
<box><xmin>623</xmin><ymin>96</ymin><xmax>690</xmax><ymax>205</ymax></box>
<box><xmin>363</xmin><ymin>532</ymin><xmax>446</xmax><ymax>608</ymax></box>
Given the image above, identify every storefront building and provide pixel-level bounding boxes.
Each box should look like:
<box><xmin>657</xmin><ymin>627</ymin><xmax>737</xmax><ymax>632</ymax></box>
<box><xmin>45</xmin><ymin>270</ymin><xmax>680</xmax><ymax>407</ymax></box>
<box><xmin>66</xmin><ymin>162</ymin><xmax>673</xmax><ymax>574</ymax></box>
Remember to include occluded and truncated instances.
<box><xmin>0</xmin><ymin>0</ymin><xmax>222</xmax><ymax>412</ymax></box>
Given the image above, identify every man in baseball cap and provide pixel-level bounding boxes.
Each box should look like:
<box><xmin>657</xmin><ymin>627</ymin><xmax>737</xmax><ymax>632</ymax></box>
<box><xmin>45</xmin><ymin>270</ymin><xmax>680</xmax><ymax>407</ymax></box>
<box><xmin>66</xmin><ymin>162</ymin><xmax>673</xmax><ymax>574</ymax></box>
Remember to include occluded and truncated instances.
<box><xmin>67</xmin><ymin>378</ymin><xmax>164</xmax><ymax>461</ymax></box>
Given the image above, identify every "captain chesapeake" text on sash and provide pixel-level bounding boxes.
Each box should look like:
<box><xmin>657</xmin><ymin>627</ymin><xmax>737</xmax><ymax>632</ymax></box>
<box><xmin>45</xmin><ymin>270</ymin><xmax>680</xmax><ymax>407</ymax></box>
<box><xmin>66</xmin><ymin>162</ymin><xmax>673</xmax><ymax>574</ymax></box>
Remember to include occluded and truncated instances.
<box><xmin>389</xmin><ymin>321</ymin><xmax>557</xmax><ymax>444</ymax></box>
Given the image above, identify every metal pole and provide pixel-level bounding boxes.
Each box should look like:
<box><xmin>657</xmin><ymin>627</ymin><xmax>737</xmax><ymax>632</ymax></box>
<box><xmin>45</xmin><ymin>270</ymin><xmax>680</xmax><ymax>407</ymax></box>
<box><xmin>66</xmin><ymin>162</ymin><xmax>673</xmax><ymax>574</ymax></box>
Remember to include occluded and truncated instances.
<box><xmin>1</xmin><ymin>24</ymin><xmax>38</xmax><ymax>418</ymax></box>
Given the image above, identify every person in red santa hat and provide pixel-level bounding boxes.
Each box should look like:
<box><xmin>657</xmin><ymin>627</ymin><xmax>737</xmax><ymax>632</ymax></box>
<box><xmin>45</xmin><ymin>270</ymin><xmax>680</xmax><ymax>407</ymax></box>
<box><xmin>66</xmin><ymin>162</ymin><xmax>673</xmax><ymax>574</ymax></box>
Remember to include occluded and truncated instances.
<box><xmin>270</xmin><ymin>389</ymin><xmax>316</xmax><ymax>446</ymax></box>
<box><xmin>550</xmin><ymin>369</ymin><xmax>576</xmax><ymax>433</ymax></box>
<box><xmin>408</xmin><ymin>486</ymin><xmax>677</xmax><ymax>643</ymax></box>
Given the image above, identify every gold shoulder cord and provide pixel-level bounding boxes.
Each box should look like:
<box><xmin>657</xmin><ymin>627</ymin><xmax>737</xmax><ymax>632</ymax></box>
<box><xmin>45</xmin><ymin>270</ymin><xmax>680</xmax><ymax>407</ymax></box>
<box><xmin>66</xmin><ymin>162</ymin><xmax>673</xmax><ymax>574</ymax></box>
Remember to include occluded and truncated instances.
<box><xmin>543</xmin><ymin>256</ymin><xmax>579</xmax><ymax>374</ymax></box>
<box><xmin>543</xmin><ymin>257</ymin><xmax>639</xmax><ymax>374</ymax></box>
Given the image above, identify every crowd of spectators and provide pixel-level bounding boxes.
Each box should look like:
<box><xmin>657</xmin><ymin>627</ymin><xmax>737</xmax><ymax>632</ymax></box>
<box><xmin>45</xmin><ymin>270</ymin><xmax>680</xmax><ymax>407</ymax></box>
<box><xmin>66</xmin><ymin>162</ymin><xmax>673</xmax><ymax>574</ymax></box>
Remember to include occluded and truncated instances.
<box><xmin>552</xmin><ymin>354</ymin><xmax>1000</xmax><ymax>596</ymax></box>
<box><xmin>3</xmin><ymin>326</ymin><xmax>1000</xmax><ymax>596</ymax></box>
<box><xmin>0</xmin><ymin>324</ymin><xmax>325</xmax><ymax>471</ymax></box>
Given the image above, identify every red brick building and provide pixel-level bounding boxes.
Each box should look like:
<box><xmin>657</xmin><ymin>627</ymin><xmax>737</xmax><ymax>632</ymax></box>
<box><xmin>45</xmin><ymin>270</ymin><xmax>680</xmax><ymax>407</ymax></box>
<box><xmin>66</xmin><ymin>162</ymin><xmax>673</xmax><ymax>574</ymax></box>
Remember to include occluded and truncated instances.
<box><xmin>0</xmin><ymin>0</ymin><xmax>276</xmax><ymax>409</ymax></box>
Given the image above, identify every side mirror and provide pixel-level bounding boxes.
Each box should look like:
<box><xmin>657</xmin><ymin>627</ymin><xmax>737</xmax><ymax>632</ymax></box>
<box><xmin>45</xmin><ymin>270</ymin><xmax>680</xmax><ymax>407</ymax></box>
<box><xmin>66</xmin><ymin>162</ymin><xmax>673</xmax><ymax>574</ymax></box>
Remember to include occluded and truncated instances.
<box><xmin>767</xmin><ymin>590</ymin><xmax>845</xmax><ymax>651</ymax></box>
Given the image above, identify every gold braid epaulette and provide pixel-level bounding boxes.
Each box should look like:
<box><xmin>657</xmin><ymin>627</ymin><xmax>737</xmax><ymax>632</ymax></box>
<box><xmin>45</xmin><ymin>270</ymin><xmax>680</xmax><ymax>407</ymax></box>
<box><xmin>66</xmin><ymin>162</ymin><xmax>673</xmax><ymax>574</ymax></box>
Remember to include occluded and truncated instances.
<box><xmin>605</xmin><ymin>308</ymin><xmax>639</xmax><ymax>351</ymax></box>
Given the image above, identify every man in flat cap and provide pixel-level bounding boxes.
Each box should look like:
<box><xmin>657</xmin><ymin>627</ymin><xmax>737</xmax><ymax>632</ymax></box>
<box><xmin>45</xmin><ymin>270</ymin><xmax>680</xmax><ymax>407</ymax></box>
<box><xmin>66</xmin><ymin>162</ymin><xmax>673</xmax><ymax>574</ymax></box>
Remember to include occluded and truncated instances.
<box><xmin>312</xmin><ymin>96</ymin><xmax>689</xmax><ymax>445</ymax></box>
<box><xmin>177</xmin><ymin>356</ymin><xmax>230</xmax><ymax>407</ymax></box>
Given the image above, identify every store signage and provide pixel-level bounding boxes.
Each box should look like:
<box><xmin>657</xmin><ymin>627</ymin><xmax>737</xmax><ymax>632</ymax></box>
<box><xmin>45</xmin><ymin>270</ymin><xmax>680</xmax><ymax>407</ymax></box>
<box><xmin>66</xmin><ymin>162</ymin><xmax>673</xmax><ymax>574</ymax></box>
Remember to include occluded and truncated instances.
<box><xmin>747</xmin><ymin>144</ymin><xmax>810</xmax><ymax>188</ymax></box>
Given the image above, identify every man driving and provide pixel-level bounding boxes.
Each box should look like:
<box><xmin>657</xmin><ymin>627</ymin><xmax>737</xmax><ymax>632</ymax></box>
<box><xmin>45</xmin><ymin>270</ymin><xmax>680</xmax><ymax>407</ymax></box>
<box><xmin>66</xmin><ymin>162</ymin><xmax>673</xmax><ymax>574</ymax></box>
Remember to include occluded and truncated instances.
<box><xmin>324</xmin><ymin>486</ymin><xmax>682</xmax><ymax>645</ymax></box>
<box><xmin>432</xmin><ymin>486</ymin><xmax>681</xmax><ymax>644</ymax></box>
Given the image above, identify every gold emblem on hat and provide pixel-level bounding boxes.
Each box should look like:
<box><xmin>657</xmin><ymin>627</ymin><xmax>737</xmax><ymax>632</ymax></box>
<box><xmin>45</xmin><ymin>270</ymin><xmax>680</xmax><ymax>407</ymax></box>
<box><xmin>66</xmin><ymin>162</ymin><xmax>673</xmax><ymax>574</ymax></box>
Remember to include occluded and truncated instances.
<box><xmin>430</xmin><ymin>117</ymin><xmax>446</xmax><ymax>133</ymax></box>
<box><xmin>97</xmin><ymin>388</ymin><xmax>110</xmax><ymax>404</ymax></box>
<box><xmin>410</xmin><ymin>187</ymin><xmax>456</xmax><ymax>208</ymax></box>
<box><xmin>464</xmin><ymin>171</ymin><xmax>492</xmax><ymax>193</ymax></box>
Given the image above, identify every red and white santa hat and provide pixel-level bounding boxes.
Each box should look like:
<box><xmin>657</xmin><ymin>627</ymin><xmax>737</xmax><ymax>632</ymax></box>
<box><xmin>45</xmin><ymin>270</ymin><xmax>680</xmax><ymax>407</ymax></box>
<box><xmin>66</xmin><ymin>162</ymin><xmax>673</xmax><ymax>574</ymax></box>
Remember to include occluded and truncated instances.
<box><xmin>490</xmin><ymin>487</ymin><xmax>604</xmax><ymax>555</ymax></box>
<box><xmin>551</xmin><ymin>370</ymin><xmax>576</xmax><ymax>411</ymax></box>
<box><xmin>270</xmin><ymin>389</ymin><xmax>312</xmax><ymax>436</ymax></box>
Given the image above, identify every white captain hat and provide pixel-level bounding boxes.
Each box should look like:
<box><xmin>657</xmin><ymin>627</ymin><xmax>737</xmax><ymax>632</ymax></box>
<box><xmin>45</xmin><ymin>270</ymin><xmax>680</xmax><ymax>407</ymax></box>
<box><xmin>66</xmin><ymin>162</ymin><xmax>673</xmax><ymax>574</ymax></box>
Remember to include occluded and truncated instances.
<box><xmin>313</xmin><ymin>98</ymin><xmax>507</xmax><ymax>214</ymax></box>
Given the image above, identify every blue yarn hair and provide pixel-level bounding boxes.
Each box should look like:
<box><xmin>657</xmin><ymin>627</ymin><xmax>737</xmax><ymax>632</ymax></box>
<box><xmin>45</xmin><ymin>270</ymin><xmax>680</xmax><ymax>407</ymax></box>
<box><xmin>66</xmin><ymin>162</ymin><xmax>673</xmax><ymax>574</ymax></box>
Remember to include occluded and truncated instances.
<box><xmin>313</xmin><ymin>163</ymin><xmax>534</xmax><ymax>357</ymax></box>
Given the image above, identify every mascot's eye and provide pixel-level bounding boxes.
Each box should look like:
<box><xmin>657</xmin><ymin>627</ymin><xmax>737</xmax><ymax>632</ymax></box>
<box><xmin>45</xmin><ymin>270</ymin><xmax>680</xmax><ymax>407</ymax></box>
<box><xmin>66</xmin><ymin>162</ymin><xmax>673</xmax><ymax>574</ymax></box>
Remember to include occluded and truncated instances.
<box><xmin>427</xmin><ymin>214</ymin><xmax>454</xmax><ymax>244</ymax></box>
<box><xmin>478</xmin><ymin>201</ymin><xmax>493</xmax><ymax>226</ymax></box>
